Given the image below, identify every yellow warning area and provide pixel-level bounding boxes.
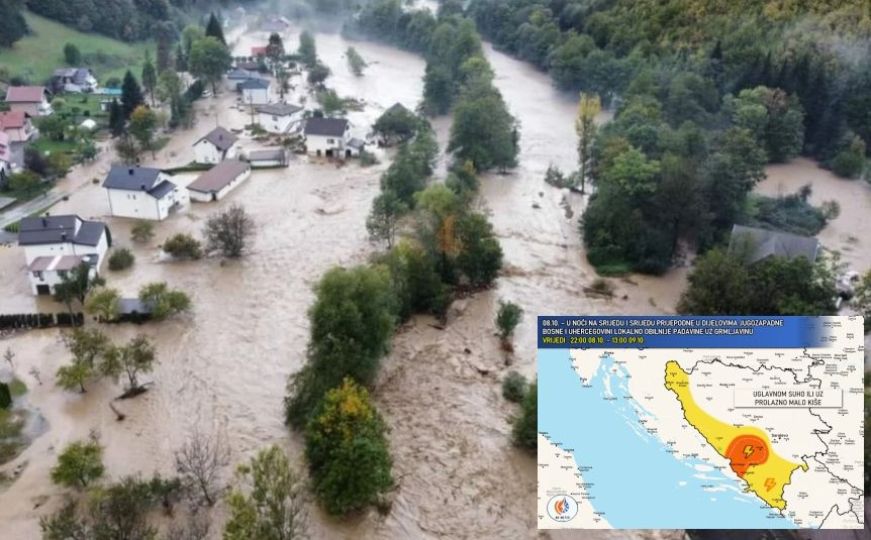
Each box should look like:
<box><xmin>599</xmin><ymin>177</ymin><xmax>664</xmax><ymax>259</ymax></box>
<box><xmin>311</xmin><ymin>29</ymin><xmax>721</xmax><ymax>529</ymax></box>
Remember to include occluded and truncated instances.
<box><xmin>664</xmin><ymin>360</ymin><xmax>807</xmax><ymax>510</ymax></box>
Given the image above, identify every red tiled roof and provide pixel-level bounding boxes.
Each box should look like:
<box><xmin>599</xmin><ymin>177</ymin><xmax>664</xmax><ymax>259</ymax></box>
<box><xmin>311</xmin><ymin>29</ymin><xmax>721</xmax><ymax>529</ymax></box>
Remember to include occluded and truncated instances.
<box><xmin>0</xmin><ymin>110</ymin><xmax>27</xmax><ymax>129</ymax></box>
<box><xmin>5</xmin><ymin>86</ymin><xmax>46</xmax><ymax>103</ymax></box>
<box><xmin>251</xmin><ymin>46</ymin><xmax>267</xmax><ymax>56</ymax></box>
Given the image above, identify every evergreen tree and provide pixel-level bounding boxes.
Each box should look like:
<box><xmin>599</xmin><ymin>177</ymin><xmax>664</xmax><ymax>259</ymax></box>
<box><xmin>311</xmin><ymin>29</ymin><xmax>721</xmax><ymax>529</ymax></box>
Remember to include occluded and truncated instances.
<box><xmin>141</xmin><ymin>51</ymin><xmax>157</xmax><ymax>105</ymax></box>
<box><xmin>205</xmin><ymin>12</ymin><xmax>225</xmax><ymax>45</ymax></box>
<box><xmin>120</xmin><ymin>71</ymin><xmax>145</xmax><ymax>119</ymax></box>
<box><xmin>108</xmin><ymin>99</ymin><xmax>126</xmax><ymax>137</ymax></box>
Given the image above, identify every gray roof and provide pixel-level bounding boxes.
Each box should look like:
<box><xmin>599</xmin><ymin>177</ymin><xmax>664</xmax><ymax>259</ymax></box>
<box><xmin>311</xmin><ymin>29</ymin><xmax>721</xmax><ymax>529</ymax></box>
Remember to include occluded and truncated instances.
<box><xmin>119</xmin><ymin>298</ymin><xmax>153</xmax><ymax>315</ymax></box>
<box><xmin>247</xmin><ymin>148</ymin><xmax>286</xmax><ymax>161</ymax></box>
<box><xmin>729</xmin><ymin>225</ymin><xmax>820</xmax><ymax>264</ymax></box>
<box><xmin>188</xmin><ymin>160</ymin><xmax>250</xmax><ymax>193</ymax></box>
<box><xmin>347</xmin><ymin>138</ymin><xmax>366</xmax><ymax>150</ymax></box>
<box><xmin>239</xmin><ymin>78</ymin><xmax>270</xmax><ymax>90</ymax></box>
<box><xmin>256</xmin><ymin>103</ymin><xmax>303</xmax><ymax>116</ymax></box>
<box><xmin>227</xmin><ymin>69</ymin><xmax>259</xmax><ymax>80</ymax></box>
<box><xmin>52</xmin><ymin>68</ymin><xmax>93</xmax><ymax>85</ymax></box>
<box><xmin>103</xmin><ymin>165</ymin><xmax>176</xmax><ymax>198</ymax></box>
<box><xmin>196</xmin><ymin>126</ymin><xmax>238</xmax><ymax>152</ymax></box>
<box><xmin>18</xmin><ymin>215</ymin><xmax>108</xmax><ymax>247</ymax></box>
<box><xmin>304</xmin><ymin>117</ymin><xmax>348</xmax><ymax>137</ymax></box>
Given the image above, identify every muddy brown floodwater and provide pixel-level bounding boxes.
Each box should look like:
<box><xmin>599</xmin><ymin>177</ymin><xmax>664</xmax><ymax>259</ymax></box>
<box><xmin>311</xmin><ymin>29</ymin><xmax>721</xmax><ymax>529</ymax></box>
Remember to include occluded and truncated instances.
<box><xmin>0</xmin><ymin>19</ymin><xmax>692</xmax><ymax>540</ymax></box>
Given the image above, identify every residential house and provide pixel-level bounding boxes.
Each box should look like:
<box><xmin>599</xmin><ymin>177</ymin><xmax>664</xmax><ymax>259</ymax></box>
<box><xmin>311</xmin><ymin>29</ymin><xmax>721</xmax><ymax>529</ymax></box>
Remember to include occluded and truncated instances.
<box><xmin>50</xmin><ymin>68</ymin><xmax>98</xmax><ymax>94</ymax></box>
<box><xmin>18</xmin><ymin>214</ymin><xmax>111</xmax><ymax>295</ymax></box>
<box><xmin>243</xmin><ymin>148</ymin><xmax>289</xmax><ymax>168</ymax></box>
<box><xmin>251</xmin><ymin>46</ymin><xmax>268</xmax><ymax>58</ymax></box>
<box><xmin>187</xmin><ymin>159</ymin><xmax>251</xmax><ymax>202</ymax></box>
<box><xmin>255</xmin><ymin>103</ymin><xmax>304</xmax><ymax>134</ymax></box>
<box><xmin>5</xmin><ymin>86</ymin><xmax>53</xmax><ymax>116</ymax></box>
<box><xmin>236</xmin><ymin>60</ymin><xmax>261</xmax><ymax>72</ymax></box>
<box><xmin>226</xmin><ymin>68</ymin><xmax>262</xmax><ymax>92</ymax></box>
<box><xmin>193</xmin><ymin>126</ymin><xmax>239</xmax><ymax>164</ymax></box>
<box><xmin>303</xmin><ymin>117</ymin><xmax>351</xmax><ymax>157</ymax></box>
<box><xmin>0</xmin><ymin>111</ymin><xmax>37</xmax><ymax>170</ymax></box>
<box><xmin>239</xmin><ymin>78</ymin><xmax>271</xmax><ymax>105</ymax></box>
<box><xmin>103</xmin><ymin>165</ymin><xmax>189</xmax><ymax>221</ymax></box>
<box><xmin>728</xmin><ymin>225</ymin><xmax>820</xmax><ymax>265</ymax></box>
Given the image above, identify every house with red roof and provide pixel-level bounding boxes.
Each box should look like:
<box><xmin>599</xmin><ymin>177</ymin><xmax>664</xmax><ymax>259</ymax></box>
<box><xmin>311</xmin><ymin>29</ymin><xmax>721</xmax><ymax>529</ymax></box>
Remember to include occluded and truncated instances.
<box><xmin>0</xmin><ymin>111</ymin><xmax>36</xmax><ymax>171</ymax></box>
<box><xmin>251</xmin><ymin>46</ymin><xmax>268</xmax><ymax>57</ymax></box>
<box><xmin>4</xmin><ymin>86</ymin><xmax>53</xmax><ymax>116</ymax></box>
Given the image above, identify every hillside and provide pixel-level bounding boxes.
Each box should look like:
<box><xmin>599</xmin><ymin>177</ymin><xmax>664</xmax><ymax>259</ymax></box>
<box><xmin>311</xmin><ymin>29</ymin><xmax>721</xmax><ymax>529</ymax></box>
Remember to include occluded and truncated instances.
<box><xmin>0</xmin><ymin>12</ymin><xmax>154</xmax><ymax>85</ymax></box>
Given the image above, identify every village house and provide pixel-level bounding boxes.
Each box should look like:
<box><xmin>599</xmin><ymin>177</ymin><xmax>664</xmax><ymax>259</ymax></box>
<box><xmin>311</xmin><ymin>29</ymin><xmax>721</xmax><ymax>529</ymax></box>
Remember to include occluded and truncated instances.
<box><xmin>103</xmin><ymin>165</ymin><xmax>189</xmax><ymax>221</ymax></box>
<box><xmin>243</xmin><ymin>147</ymin><xmax>289</xmax><ymax>168</ymax></box>
<box><xmin>728</xmin><ymin>225</ymin><xmax>820</xmax><ymax>264</ymax></box>
<box><xmin>255</xmin><ymin>103</ymin><xmax>304</xmax><ymax>134</ymax></box>
<box><xmin>193</xmin><ymin>126</ymin><xmax>239</xmax><ymax>164</ymax></box>
<box><xmin>4</xmin><ymin>86</ymin><xmax>53</xmax><ymax>116</ymax></box>
<box><xmin>303</xmin><ymin>117</ymin><xmax>351</xmax><ymax>157</ymax></box>
<box><xmin>226</xmin><ymin>68</ymin><xmax>262</xmax><ymax>92</ymax></box>
<box><xmin>239</xmin><ymin>78</ymin><xmax>271</xmax><ymax>105</ymax></box>
<box><xmin>235</xmin><ymin>60</ymin><xmax>261</xmax><ymax>72</ymax></box>
<box><xmin>17</xmin><ymin>214</ymin><xmax>111</xmax><ymax>295</ymax></box>
<box><xmin>251</xmin><ymin>46</ymin><xmax>268</xmax><ymax>58</ymax></box>
<box><xmin>187</xmin><ymin>159</ymin><xmax>251</xmax><ymax>202</ymax></box>
<box><xmin>50</xmin><ymin>68</ymin><xmax>98</xmax><ymax>94</ymax></box>
<box><xmin>0</xmin><ymin>111</ymin><xmax>37</xmax><ymax>170</ymax></box>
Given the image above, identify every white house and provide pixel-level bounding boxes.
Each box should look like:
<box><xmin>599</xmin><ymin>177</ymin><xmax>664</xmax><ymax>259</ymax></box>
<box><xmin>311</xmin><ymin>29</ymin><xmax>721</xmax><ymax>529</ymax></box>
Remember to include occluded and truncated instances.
<box><xmin>303</xmin><ymin>117</ymin><xmax>351</xmax><ymax>157</ymax></box>
<box><xmin>17</xmin><ymin>214</ymin><xmax>111</xmax><ymax>295</ymax></box>
<box><xmin>103</xmin><ymin>165</ymin><xmax>189</xmax><ymax>221</ymax></box>
<box><xmin>187</xmin><ymin>160</ymin><xmax>251</xmax><ymax>202</ymax></box>
<box><xmin>238</xmin><ymin>78</ymin><xmax>271</xmax><ymax>106</ymax></box>
<box><xmin>50</xmin><ymin>68</ymin><xmax>98</xmax><ymax>94</ymax></box>
<box><xmin>193</xmin><ymin>126</ymin><xmax>239</xmax><ymax>164</ymax></box>
<box><xmin>226</xmin><ymin>68</ymin><xmax>261</xmax><ymax>92</ymax></box>
<box><xmin>255</xmin><ymin>103</ymin><xmax>304</xmax><ymax>134</ymax></box>
<box><xmin>4</xmin><ymin>86</ymin><xmax>53</xmax><ymax>117</ymax></box>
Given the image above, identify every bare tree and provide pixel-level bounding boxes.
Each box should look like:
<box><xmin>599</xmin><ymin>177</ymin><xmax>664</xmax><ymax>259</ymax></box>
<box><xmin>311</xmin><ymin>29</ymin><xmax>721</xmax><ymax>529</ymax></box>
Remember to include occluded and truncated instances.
<box><xmin>175</xmin><ymin>430</ymin><xmax>230</xmax><ymax>507</ymax></box>
<box><xmin>4</xmin><ymin>347</ymin><xmax>14</xmax><ymax>371</ymax></box>
<box><xmin>165</xmin><ymin>511</ymin><xmax>210</xmax><ymax>540</ymax></box>
<box><xmin>203</xmin><ymin>204</ymin><xmax>255</xmax><ymax>258</ymax></box>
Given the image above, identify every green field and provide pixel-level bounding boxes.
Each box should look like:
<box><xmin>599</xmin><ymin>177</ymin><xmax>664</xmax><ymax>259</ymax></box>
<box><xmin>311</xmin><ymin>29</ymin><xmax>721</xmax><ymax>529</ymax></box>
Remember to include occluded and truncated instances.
<box><xmin>0</xmin><ymin>12</ymin><xmax>154</xmax><ymax>85</ymax></box>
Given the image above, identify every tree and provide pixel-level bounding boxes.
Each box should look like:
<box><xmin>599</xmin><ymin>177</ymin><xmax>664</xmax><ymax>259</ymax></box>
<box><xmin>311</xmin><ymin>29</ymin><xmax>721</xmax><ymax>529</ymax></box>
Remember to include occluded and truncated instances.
<box><xmin>121</xmin><ymin>70</ymin><xmax>145</xmax><ymax>119</ymax></box>
<box><xmin>455</xmin><ymin>212</ymin><xmax>503</xmax><ymax>288</ymax></box>
<box><xmin>379</xmin><ymin>240</ymin><xmax>449</xmax><ymax>321</ymax></box>
<box><xmin>305</xmin><ymin>378</ymin><xmax>393</xmax><ymax>515</ymax></box>
<box><xmin>502</xmin><ymin>371</ymin><xmax>527</xmax><ymax>403</ymax></box>
<box><xmin>85</xmin><ymin>287</ymin><xmax>121</xmax><ymax>322</ymax></box>
<box><xmin>346</xmin><ymin>46</ymin><xmax>366</xmax><ymax>76</ymax></box>
<box><xmin>51</xmin><ymin>437</ymin><xmax>104</xmax><ymax>489</ymax></box>
<box><xmin>366</xmin><ymin>190</ymin><xmax>408</xmax><ymax>248</ymax></box>
<box><xmin>64</xmin><ymin>43</ymin><xmax>82</xmax><ymax>65</ymax></box>
<box><xmin>0</xmin><ymin>382</ymin><xmax>12</xmax><ymax>410</ymax></box>
<box><xmin>56</xmin><ymin>328</ymin><xmax>109</xmax><ymax>393</ymax></box>
<box><xmin>108</xmin><ymin>99</ymin><xmax>126</xmax><ymax>137</ymax></box>
<box><xmin>307</xmin><ymin>62</ymin><xmax>331</xmax><ymax>86</ymax></box>
<box><xmin>373</xmin><ymin>104</ymin><xmax>419</xmax><ymax>145</ymax></box>
<box><xmin>575</xmin><ymin>93</ymin><xmax>601</xmax><ymax>193</ymax></box>
<box><xmin>54</xmin><ymin>262</ymin><xmax>105</xmax><ymax>314</ymax></box>
<box><xmin>275</xmin><ymin>67</ymin><xmax>291</xmax><ymax>100</ymax></box>
<box><xmin>131</xmin><ymin>220</ymin><xmax>154</xmax><ymax>243</ymax></box>
<box><xmin>852</xmin><ymin>270</ymin><xmax>871</xmax><ymax>333</ymax></box>
<box><xmin>139</xmin><ymin>282</ymin><xmax>191</xmax><ymax>320</ymax></box>
<box><xmin>100</xmin><ymin>335</ymin><xmax>156</xmax><ymax>393</ymax></box>
<box><xmin>189</xmin><ymin>36</ymin><xmax>232</xmax><ymax>95</ymax></box>
<box><xmin>677</xmin><ymin>248</ymin><xmax>751</xmax><ymax>315</ymax></box>
<box><xmin>512</xmin><ymin>380</ymin><xmax>537</xmax><ymax>451</ymax></box>
<box><xmin>0</xmin><ymin>0</ymin><xmax>28</xmax><ymax>48</ymax></box>
<box><xmin>7</xmin><ymin>170</ymin><xmax>42</xmax><ymax>194</ymax></box>
<box><xmin>495</xmin><ymin>300</ymin><xmax>523</xmax><ymax>347</ymax></box>
<box><xmin>128</xmin><ymin>105</ymin><xmax>158</xmax><ymax>158</ymax></box>
<box><xmin>108</xmin><ymin>248</ymin><xmax>135</xmax><ymax>271</ymax></box>
<box><xmin>266</xmin><ymin>32</ymin><xmax>285</xmax><ymax>66</ymax></box>
<box><xmin>830</xmin><ymin>133</ymin><xmax>866</xmax><ymax>179</ymax></box>
<box><xmin>224</xmin><ymin>445</ymin><xmax>308</xmax><ymax>540</ymax></box>
<box><xmin>163</xmin><ymin>233</ymin><xmax>203</xmax><ymax>260</ymax></box>
<box><xmin>204</xmin><ymin>204</ymin><xmax>254</xmax><ymax>258</ymax></box>
<box><xmin>205</xmin><ymin>12</ymin><xmax>225</xmax><ymax>45</ymax></box>
<box><xmin>448</xmin><ymin>82</ymin><xmax>518</xmax><ymax>171</ymax></box>
<box><xmin>115</xmin><ymin>135</ymin><xmax>140</xmax><ymax>164</ymax></box>
<box><xmin>728</xmin><ymin>86</ymin><xmax>805</xmax><ymax>163</ymax></box>
<box><xmin>40</xmin><ymin>501</ymin><xmax>89</xmax><ymax>540</ymax></box>
<box><xmin>89</xmin><ymin>476</ymin><xmax>159</xmax><ymax>539</ymax></box>
<box><xmin>141</xmin><ymin>51</ymin><xmax>157</xmax><ymax>106</ymax></box>
<box><xmin>175</xmin><ymin>430</ymin><xmax>230</xmax><ymax>508</ymax></box>
<box><xmin>285</xmin><ymin>265</ymin><xmax>396</xmax><ymax>427</ymax></box>
<box><xmin>298</xmin><ymin>31</ymin><xmax>317</xmax><ymax>68</ymax></box>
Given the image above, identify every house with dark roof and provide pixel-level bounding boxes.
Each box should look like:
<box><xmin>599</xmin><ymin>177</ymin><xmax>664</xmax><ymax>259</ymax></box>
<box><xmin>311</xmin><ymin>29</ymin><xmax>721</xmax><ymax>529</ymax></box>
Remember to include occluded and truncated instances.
<box><xmin>17</xmin><ymin>214</ymin><xmax>111</xmax><ymax>294</ymax></box>
<box><xmin>50</xmin><ymin>68</ymin><xmax>98</xmax><ymax>94</ymax></box>
<box><xmin>5</xmin><ymin>86</ymin><xmax>52</xmax><ymax>116</ymax></box>
<box><xmin>102</xmin><ymin>165</ymin><xmax>189</xmax><ymax>221</ymax></box>
<box><xmin>729</xmin><ymin>225</ymin><xmax>820</xmax><ymax>265</ymax></box>
<box><xmin>193</xmin><ymin>126</ymin><xmax>239</xmax><ymax>164</ymax></box>
<box><xmin>238</xmin><ymin>78</ymin><xmax>271</xmax><ymax>105</ymax></box>
<box><xmin>255</xmin><ymin>103</ymin><xmax>304</xmax><ymax>134</ymax></box>
<box><xmin>225</xmin><ymin>68</ymin><xmax>262</xmax><ymax>92</ymax></box>
<box><xmin>187</xmin><ymin>160</ymin><xmax>251</xmax><ymax>202</ymax></box>
<box><xmin>303</xmin><ymin>117</ymin><xmax>351</xmax><ymax>157</ymax></box>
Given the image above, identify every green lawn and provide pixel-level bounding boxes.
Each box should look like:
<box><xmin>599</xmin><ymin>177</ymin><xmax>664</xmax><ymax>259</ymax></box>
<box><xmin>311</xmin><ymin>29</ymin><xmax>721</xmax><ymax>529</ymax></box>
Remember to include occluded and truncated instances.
<box><xmin>0</xmin><ymin>11</ymin><xmax>154</xmax><ymax>85</ymax></box>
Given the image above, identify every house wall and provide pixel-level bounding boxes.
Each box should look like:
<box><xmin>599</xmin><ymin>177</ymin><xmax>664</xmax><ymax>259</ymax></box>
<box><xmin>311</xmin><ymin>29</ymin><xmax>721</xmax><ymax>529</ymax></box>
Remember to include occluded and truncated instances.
<box><xmin>258</xmin><ymin>112</ymin><xmax>301</xmax><ymax>134</ymax></box>
<box><xmin>105</xmin><ymin>173</ymin><xmax>187</xmax><ymax>221</ymax></box>
<box><xmin>188</xmin><ymin>168</ymin><xmax>251</xmax><ymax>202</ymax></box>
<box><xmin>242</xmin><ymin>88</ymin><xmax>269</xmax><ymax>105</ymax></box>
<box><xmin>194</xmin><ymin>140</ymin><xmax>223</xmax><ymax>164</ymax></box>
<box><xmin>306</xmin><ymin>131</ymin><xmax>349</xmax><ymax>156</ymax></box>
<box><xmin>8</xmin><ymin>103</ymin><xmax>39</xmax><ymax>117</ymax></box>
<box><xmin>28</xmin><ymin>265</ymin><xmax>98</xmax><ymax>295</ymax></box>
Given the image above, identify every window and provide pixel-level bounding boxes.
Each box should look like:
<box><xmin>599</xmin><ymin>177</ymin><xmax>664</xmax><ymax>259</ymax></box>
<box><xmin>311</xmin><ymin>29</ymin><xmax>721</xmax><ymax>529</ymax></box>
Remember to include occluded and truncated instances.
<box><xmin>57</xmin><ymin>270</ymin><xmax>67</xmax><ymax>279</ymax></box>
<box><xmin>327</xmin><ymin>138</ymin><xmax>335</xmax><ymax>144</ymax></box>
<box><xmin>33</xmin><ymin>271</ymin><xmax>43</xmax><ymax>280</ymax></box>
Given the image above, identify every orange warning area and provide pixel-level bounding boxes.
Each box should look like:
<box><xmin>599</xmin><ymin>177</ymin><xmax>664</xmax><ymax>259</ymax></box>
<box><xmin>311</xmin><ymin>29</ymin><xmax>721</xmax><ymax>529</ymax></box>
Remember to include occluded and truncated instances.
<box><xmin>725</xmin><ymin>434</ymin><xmax>769</xmax><ymax>477</ymax></box>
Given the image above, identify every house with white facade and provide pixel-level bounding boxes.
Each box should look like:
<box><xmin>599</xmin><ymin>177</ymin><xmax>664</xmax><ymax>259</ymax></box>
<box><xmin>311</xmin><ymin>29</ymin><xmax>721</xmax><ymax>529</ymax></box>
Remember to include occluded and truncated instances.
<box><xmin>103</xmin><ymin>165</ymin><xmax>189</xmax><ymax>221</ymax></box>
<box><xmin>0</xmin><ymin>111</ymin><xmax>37</xmax><ymax>170</ymax></box>
<box><xmin>4</xmin><ymin>86</ymin><xmax>53</xmax><ymax>116</ymax></box>
<box><xmin>226</xmin><ymin>68</ymin><xmax>262</xmax><ymax>92</ymax></box>
<box><xmin>255</xmin><ymin>103</ymin><xmax>304</xmax><ymax>134</ymax></box>
<box><xmin>193</xmin><ymin>127</ymin><xmax>239</xmax><ymax>164</ymax></box>
<box><xmin>50</xmin><ymin>68</ymin><xmax>98</xmax><ymax>94</ymax></box>
<box><xmin>187</xmin><ymin>160</ymin><xmax>251</xmax><ymax>202</ymax></box>
<box><xmin>238</xmin><ymin>78</ymin><xmax>271</xmax><ymax>106</ymax></box>
<box><xmin>0</xmin><ymin>132</ymin><xmax>11</xmax><ymax>181</ymax></box>
<box><xmin>17</xmin><ymin>214</ymin><xmax>111</xmax><ymax>295</ymax></box>
<box><xmin>303</xmin><ymin>117</ymin><xmax>351</xmax><ymax>157</ymax></box>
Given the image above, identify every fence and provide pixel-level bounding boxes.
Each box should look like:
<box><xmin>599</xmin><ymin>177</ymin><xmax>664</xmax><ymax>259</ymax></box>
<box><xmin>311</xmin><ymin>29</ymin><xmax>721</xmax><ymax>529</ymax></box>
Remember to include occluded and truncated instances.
<box><xmin>0</xmin><ymin>312</ymin><xmax>84</xmax><ymax>330</ymax></box>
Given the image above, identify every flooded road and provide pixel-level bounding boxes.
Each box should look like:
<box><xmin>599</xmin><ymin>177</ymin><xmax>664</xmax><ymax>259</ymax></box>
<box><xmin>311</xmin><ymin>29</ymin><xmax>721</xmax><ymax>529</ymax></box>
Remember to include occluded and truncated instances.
<box><xmin>0</xmin><ymin>17</ymin><xmax>695</xmax><ymax>540</ymax></box>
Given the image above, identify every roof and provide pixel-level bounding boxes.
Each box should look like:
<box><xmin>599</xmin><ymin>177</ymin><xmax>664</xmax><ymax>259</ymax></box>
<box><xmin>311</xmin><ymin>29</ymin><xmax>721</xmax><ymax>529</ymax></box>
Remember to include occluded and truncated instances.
<box><xmin>5</xmin><ymin>86</ymin><xmax>47</xmax><ymax>103</ymax></box>
<box><xmin>247</xmin><ymin>148</ymin><xmax>286</xmax><ymax>161</ymax></box>
<box><xmin>103</xmin><ymin>165</ymin><xmax>173</xmax><ymax>199</ymax></box>
<box><xmin>729</xmin><ymin>225</ymin><xmax>820</xmax><ymax>264</ymax></box>
<box><xmin>256</xmin><ymin>103</ymin><xmax>303</xmax><ymax>116</ymax></box>
<box><xmin>236</xmin><ymin>61</ymin><xmax>260</xmax><ymax>71</ymax></box>
<box><xmin>0</xmin><ymin>111</ymin><xmax>28</xmax><ymax>129</ymax></box>
<box><xmin>18</xmin><ymin>215</ymin><xmax>108</xmax><ymax>247</ymax></box>
<box><xmin>148</xmin><ymin>180</ymin><xmax>178</xmax><ymax>199</ymax></box>
<box><xmin>195</xmin><ymin>126</ymin><xmax>238</xmax><ymax>152</ymax></box>
<box><xmin>28</xmin><ymin>254</ymin><xmax>87</xmax><ymax>273</ymax></box>
<box><xmin>385</xmin><ymin>102</ymin><xmax>412</xmax><ymax>115</ymax></box>
<box><xmin>347</xmin><ymin>138</ymin><xmax>366</xmax><ymax>150</ymax></box>
<box><xmin>238</xmin><ymin>78</ymin><xmax>270</xmax><ymax>90</ymax></box>
<box><xmin>188</xmin><ymin>160</ymin><xmax>250</xmax><ymax>193</ymax></box>
<box><xmin>251</xmin><ymin>46</ymin><xmax>267</xmax><ymax>56</ymax></box>
<box><xmin>304</xmin><ymin>117</ymin><xmax>349</xmax><ymax>137</ymax></box>
<box><xmin>227</xmin><ymin>68</ymin><xmax>260</xmax><ymax>80</ymax></box>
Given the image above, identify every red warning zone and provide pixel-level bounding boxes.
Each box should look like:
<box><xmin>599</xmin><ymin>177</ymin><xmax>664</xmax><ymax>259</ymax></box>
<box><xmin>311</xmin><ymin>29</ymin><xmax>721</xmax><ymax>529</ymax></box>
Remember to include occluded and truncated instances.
<box><xmin>724</xmin><ymin>434</ymin><xmax>769</xmax><ymax>477</ymax></box>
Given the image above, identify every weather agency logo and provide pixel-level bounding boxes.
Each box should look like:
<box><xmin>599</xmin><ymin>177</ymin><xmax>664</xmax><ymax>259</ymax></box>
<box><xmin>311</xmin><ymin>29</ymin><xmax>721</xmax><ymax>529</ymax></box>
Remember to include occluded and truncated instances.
<box><xmin>546</xmin><ymin>494</ymin><xmax>579</xmax><ymax>522</ymax></box>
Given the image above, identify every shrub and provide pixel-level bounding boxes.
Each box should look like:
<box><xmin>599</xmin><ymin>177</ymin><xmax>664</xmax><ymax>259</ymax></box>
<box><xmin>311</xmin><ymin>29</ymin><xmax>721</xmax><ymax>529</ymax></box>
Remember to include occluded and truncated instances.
<box><xmin>51</xmin><ymin>438</ymin><xmax>104</xmax><ymax>489</ymax></box>
<box><xmin>359</xmin><ymin>150</ymin><xmax>378</xmax><ymax>166</ymax></box>
<box><xmin>131</xmin><ymin>220</ymin><xmax>154</xmax><ymax>243</ymax></box>
<box><xmin>139</xmin><ymin>282</ymin><xmax>191</xmax><ymax>321</ymax></box>
<box><xmin>502</xmin><ymin>371</ymin><xmax>527</xmax><ymax>403</ymax></box>
<box><xmin>512</xmin><ymin>380</ymin><xmax>537</xmax><ymax>451</ymax></box>
<box><xmin>163</xmin><ymin>234</ymin><xmax>203</xmax><ymax>260</ymax></box>
<box><xmin>496</xmin><ymin>301</ymin><xmax>523</xmax><ymax>341</ymax></box>
<box><xmin>108</xmin><ymin>248</ymin><xmax>135</xmax><ymax>271</ymax></box>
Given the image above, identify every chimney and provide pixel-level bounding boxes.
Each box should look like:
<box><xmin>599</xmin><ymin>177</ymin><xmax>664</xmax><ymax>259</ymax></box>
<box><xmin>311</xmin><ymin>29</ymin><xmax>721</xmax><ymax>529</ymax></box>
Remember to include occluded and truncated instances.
<box><xmin>140</xmin><ymin>184</ymin><xmax>146</xmax><ymax>191</ymax></box>
<box><xmin>61</xmin><ymin>232</ymin><xmax>67</xmax><ymax>241</ymax></box>
<box><xmin>129</xmin><ymin>168</ymin><xmax>135</xmax><ymax>175</ymax></box>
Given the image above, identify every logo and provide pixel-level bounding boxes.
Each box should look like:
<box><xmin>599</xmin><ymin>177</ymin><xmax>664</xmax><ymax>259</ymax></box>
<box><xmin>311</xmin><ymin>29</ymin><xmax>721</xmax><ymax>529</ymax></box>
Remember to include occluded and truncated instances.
<box><xmin>546</xmin><ymin>495</ymin><xmax>579</xmax><ymax>522</ymax></box>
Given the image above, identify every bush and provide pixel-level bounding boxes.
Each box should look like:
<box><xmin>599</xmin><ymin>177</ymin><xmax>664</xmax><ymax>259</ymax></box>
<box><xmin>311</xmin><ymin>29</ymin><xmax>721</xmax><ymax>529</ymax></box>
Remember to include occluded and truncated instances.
<box><xmin>108</xmin><ymin>248</ymin><xmax>135</xmax><ymax>271</ymax></box>
<box><xmin>139</xmin><ymin>282</ymin><xmax>191</xmax><ymax>321</ymax></box>
<box><xmin>203</xmin><ymin>204</ymin><xmax>254</xmax><ymax>258</ymax></box>
<box><xmin>163</xmin><ymin>234</ymin><xmax>203</xmax><ymax>260</ymax></box>
<box><xmin>359</xmin><ymin>150</ymin><xmax>378</xmax><ymax>166</ymax></box>
<box><xmin>512</xmin><ymin>380</ymin><xmax>537</xmax><ymax>451</ymax></box>
<box><xmin>131</xmin><ymin>220</ymin><xmax>154</xmax><ymax>243</ymax></box>
<box><xmin>496</xmin><ymin>300</ymin><xmax>523</xmax><ymax>341</ymax></box>
<box><xmin>502</xmin><ymin>371</ymin><xmax>527</xmax><ymax>403</ymax></box>
<box><xmin>51</xmin><ymin>438</ymin><xmax>104</xmax><ymax>489</ymax></box>
<box><xmin>305</xmin><ymin>378</ymin><xmax>392</xmax><ymax>515</ymax></box>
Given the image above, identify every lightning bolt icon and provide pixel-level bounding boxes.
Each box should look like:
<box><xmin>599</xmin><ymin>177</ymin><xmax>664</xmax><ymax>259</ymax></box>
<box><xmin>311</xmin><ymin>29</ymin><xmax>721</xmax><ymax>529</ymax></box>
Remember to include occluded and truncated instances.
<box><xmin>764</xmin><ymin>478</ymin><xmax>776</xmax><ymax>491</ymax></box>
<box><xmin>743</xmin><ymin>445</ymin><xmax>754</xmax><ymax>458</ymax></box>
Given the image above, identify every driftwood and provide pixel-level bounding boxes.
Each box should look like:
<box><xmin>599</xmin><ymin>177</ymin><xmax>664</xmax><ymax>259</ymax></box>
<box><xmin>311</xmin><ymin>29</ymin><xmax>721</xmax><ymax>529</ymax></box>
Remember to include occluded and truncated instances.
<box><xmin>116</xmin><ymin>384</ymin><xmax>152</xmax><ymax>401</ymax></box>
<box><xmin>109</xmin><ymin>402</ymin><xmax>126</xmax><ymax>422</ymax></box>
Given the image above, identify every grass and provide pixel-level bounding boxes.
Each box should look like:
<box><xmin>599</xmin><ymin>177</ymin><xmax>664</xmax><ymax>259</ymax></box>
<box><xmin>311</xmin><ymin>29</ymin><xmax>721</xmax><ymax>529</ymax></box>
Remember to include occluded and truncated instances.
<box><xmin>0</xmin><ymin>11</ymin><xmax>154</xmax><ymax>85</ymax></box>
